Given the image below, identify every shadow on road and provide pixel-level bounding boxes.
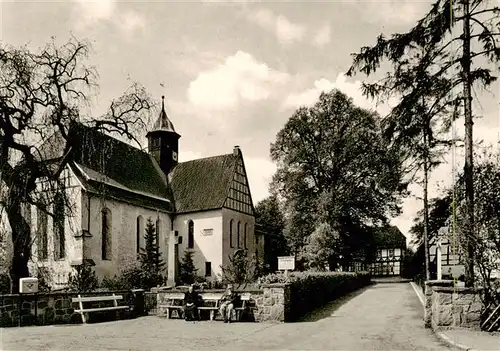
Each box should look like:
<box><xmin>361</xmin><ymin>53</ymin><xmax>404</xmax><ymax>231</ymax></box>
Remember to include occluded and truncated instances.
<box><xmin>296</xmin><ymin>285</ymin><xmax>373</xmax><ymax>323</ymax></box>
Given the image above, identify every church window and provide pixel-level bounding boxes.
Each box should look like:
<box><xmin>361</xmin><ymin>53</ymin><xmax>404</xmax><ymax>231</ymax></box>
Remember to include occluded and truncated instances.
<box><xmin>53</xmin><ymin>193</ymin><xmax>65</xmax><ymax>259</ymax></box>
<box><xmin>101</xmin><ymin>208</ymin><xmax>112</xmax><ymax>260</ymax></box>
<box><xmin>188</xmin><ymin>220</ymin><xmax>194</xmax><ymax>249</ymax></box>
<box><xmin>156</xmin><ymin>218</ymin><xmax>161</xmax><ymax>250</ymax></box>
<box><xmin>237</xmin><ymin>221</ymin><xmax>241</xmax><ymax>248</ymax></box>
<box><xmin>229</xmin><ymin>219</ymin><xmax>234</xmax><ymax>248</ymax></box>
<box><xmin>205</xmin><ymin>262</ymin><xmax>211</xmax><ymax>277</ymax></box>
<box><xmin>136</xmin><ymin>216</ymin><xmax>144</xmax><ymax>254</ymax></box>
<box><xmin>37</xmin><ymin>205</ymin><xmax>48</xmax><ymax>260</ymax></box>
<box><xmin>244</xmin><ymin>223</ymin><xmax>248</xmax><ymax>249</ymax></box>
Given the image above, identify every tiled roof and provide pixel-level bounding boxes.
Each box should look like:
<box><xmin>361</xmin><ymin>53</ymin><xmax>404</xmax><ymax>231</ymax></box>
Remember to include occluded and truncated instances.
<box><xmin>168</xmin><ymin>154</ymin><xmax>237</xmax><ymax>213</ymax></box>
<box><xmin>373</xmin><ymin>226</ymin><xmax>407</xmax><ymax>249</ymax></box>
<box><xmin>37</xmin><ymin>123</ymin><xmax>173</xmax><ymax>207</ymax></box>
<box><xmin>69</xmin><ymin>123</ymin><xmax>173</xmax><ymax>204</ymax></box>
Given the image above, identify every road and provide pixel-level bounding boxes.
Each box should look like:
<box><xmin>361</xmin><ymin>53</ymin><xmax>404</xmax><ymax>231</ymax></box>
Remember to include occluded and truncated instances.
<box><xmin>1</xmin><ymin>282</ymin><xmax>455</xmax><ymax>351</ymax></box>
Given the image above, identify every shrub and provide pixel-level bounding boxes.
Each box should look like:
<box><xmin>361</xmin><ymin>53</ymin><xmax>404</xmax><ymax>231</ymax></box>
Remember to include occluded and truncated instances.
<box><xmin>220</xmin><ymin>249</ymin><xmax>259</xmax><ymax>288</ymax></box>
<box><xmin>0</xmin><ymin>273</ymin><xmax>11</xmax><ymax>294</ymax></box>
<box><xmin>68</xmin><ymin>264</ymin><xmax>99</xmax><ymax>293</ymax></box>
<box><xmin>258</xmin><ymin>270</ymin><xmax>371</xmax><ymax>321</ymax></box>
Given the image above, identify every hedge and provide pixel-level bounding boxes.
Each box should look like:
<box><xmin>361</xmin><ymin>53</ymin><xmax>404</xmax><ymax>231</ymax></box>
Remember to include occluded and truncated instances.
<box><xmin>259</xmin><ymin>271</ymin><xmax>372</xmax><ymax>321</ymax></box>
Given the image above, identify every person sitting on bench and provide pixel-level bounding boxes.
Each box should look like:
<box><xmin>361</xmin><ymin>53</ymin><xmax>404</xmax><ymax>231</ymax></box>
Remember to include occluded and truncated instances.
<box><xmin>183</xmin><ymin>285</ymin><xmax>201</xmax><ymax>321</ymax></box>
<box><xmin>219</xmin><ymin>285</ymin><xmax>239</xmax><ymax>323</ymax></box>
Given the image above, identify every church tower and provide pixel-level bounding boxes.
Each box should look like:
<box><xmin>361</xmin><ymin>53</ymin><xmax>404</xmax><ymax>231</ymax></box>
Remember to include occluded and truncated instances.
<box><xmin>147</xmin><ymin>96</ymin><xmax>181</xmax><ymax>174</ymax></box>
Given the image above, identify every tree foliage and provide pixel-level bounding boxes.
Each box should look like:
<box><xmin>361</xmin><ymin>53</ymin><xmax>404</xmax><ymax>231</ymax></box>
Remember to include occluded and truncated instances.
<box><xmin>347</xmin><ymin>0</ymin><xmax>500</xmax><ymax>286</ymax></box>
<box><xmin>254</xmin><ymin>195</ymin><xmax>289</xmax><ymax>271</ymax></box>
<box><xmin>220</xmin><ymin>249</ymin><xmax>259</xmax><ymax>288</ymax></box>
<box><xmin>271</xmin><ymin>89</ymin><xmax>406</xmax><ymax>264</ymax></box>
<box><xmin>67</xmin><ymin>264</ymin><xmax>99</xmax><ymax>293</ymax></box>
<box><xmin>0</xmin><ymin>37</ymin><xmax>155</xmax><ymax>291</ymax></box>
<box><xmin>138</xmin><ymin>217</ymin><xmax>165</xmax><ymax>289</ymax></box>
<box><xmin>179</xmin><ymin>249</ymin><xmax>197</xmax><ymax>285</ymax></box>
<box><xmin>303</xmin><ymin>222</ymin><xmax>340</xmax><ymax>271</ymax></box>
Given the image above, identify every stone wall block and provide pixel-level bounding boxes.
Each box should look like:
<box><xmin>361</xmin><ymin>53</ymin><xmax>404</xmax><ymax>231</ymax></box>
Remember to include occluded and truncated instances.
<box><xmin>436</xmin><ymin>306</ymin><xmax>453</xmax><ymax>326</ymax></box>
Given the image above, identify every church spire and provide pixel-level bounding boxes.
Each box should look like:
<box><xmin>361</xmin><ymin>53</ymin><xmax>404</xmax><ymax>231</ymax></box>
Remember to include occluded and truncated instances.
<box><xmin>151</xmin><ymin>95</ymin><xmax>176</xmax><ymax>133</ymax></box>
<box><xmin>146</xmin><ymin>96</ymin><xmax>181</xmax><ymax>175</ymax></box>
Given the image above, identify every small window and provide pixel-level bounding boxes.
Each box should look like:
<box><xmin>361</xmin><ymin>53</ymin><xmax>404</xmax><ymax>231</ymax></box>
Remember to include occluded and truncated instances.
<box><xmin>205</xmin><ymin>262</ymin><xmax>211</xmax><ymax>277</ymax></box>
<box><xmin>178</xmin><ymin>236</ymin><xmax>183</xmax><ymax>244</ymax></box>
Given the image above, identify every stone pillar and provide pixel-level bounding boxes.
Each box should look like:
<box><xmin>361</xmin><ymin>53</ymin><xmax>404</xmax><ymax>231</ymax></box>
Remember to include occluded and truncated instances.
<box><xmin>167</xmin><ymin>230</ymin><xmax>179</xmax><ymax>287</ymax></box>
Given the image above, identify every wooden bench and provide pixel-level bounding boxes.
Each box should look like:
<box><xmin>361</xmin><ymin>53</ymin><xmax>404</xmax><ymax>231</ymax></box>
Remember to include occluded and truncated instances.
<box><xmin>160</xmin><ymin>292</ymin><xmax>253</xmax><ymax>322</ymax></box>
<box><xmin>162</xmin><ymin>293</ymin><xmax>185</xmax><ymax>319</ymax></box>
<box><xmin>72</xmin><ymin>294</ymin><xmax>129</xmax><ymax>323</ymax></box>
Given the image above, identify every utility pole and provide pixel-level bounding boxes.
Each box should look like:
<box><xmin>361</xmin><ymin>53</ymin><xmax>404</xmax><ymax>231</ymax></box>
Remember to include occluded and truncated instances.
<box><xmin>461</xmin><ymin>0</ymin><xmax>475</xmax><ymax>287</ymax></box>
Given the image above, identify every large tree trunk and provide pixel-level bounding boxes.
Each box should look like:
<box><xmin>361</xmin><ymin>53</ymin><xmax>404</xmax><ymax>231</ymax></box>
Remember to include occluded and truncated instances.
<box><xmin>423</xmin><ymin>126</ymin><xmax>431</xmax><ymax>281</ymax></box>
<box><xmin>461</xmin><ymin>0</ymin><xmax>475</xmax><ymax>288</ymax></box>
<box><xmin>7</xmin><ymin>199</ymin><xmax>31</xmax><ymax>293</ymax></box>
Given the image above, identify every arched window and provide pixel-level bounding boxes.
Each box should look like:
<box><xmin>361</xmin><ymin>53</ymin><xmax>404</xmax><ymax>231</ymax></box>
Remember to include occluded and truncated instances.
<box><xmin>229</xmin><ymin>219</ymin><xmax>234</xmax><ymax>248</ymax></box>
<box><xmin>244</xmin><ymin>223</ymin><xmax>248</xmax><ymax>249</ymax></box>
<box><xmin>101</xmin><ymin>208</ymin><xmax>112</xmax><ymax>260</ymax></box>
<box><xmin>237</xmin><ymin>221</ymin><xmax>241</xmax><ymax>248</ymax></box>
<box><xmin>188</xmin><ymin>220</ymin><xmax>194</xmax><ymax>249</ymax></box>
<box><xmin>136</xmin><ymin>216</ymin><xmax>144</xmax><ymax>254</ymax></box>
<box><xmin>156</xmin><ymin>218</ymin><xmax>161</xmax><ymax>251</ymax></box>
<box><xmin>53</xmin><ymin>193</ymin><xmax>65</xmax><ymax>259</ymax></box>
<box><xmin>37</xmin><ymin>205</ymin><xmax>48</xmax><ymax>260</ymax></box>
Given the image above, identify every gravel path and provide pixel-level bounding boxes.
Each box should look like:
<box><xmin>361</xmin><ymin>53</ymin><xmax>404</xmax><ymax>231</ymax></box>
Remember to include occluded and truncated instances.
<box><xmin>1</xmin><ymin>282</ymin><xmax>456</xmax><ymax>351</ymax></box>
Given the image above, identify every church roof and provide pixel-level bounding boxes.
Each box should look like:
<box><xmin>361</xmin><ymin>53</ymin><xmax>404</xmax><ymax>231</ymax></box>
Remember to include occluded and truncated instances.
<box><xmin>69</xmin><ymin>123</ymin><xmax>173</xmax><ymax>205</ymax></box>
<box><xmin>150</xmin><ymin>96</ymin><xmax>177</xmax><ymax>134</ymax></box>
<box><xmin>168</xmin><ymin>154</ymin><xmax>238</xmax><ymax>213</ymax></box>
<box><xmin>37</xmin><ymin>123</ymin><xmax>173</xmax><ymax>207</ymax></box>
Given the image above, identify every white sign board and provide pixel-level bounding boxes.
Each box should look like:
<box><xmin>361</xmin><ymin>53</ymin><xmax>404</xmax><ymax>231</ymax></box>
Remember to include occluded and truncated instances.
<box><xmin>19</xmin><ymin>277</ymin><xmax>38</xmax><ymax>293</ymax></box>
<box><xmin>278</xmin><ymin>256</ymin><xmax>295</xmax><ymax>271</ymax></box>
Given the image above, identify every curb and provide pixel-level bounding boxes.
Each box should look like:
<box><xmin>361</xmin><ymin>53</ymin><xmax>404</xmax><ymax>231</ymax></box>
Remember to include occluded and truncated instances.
<box><xmin>408</xmin><ymin>281</ymin><xmax>478</xmax><ymax>351</ymax></box>
<box><xmin>432</xmin><ymin>328</ymin><xmax>478</xmax><ymax>351</ymax></box>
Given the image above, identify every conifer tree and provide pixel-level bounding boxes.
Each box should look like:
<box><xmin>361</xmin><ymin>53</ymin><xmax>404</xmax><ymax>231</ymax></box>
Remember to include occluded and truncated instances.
<box><xmin>139</xmin><ymin>217</ymin><xmax>165</xmax><ymax>289</ymax></box>
<box><xmin>348</xmin><ymin>0</ymin><xmax>500</xmax><ymax>286</ymax></box>
<box><xmin>179</xmin><ymin>249</ymin><xmax>197</xmax><ymax>285</ymax></box>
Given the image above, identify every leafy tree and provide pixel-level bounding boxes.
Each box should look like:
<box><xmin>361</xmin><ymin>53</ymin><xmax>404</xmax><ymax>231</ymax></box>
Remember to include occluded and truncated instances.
<box><xmin>255</xmin><ymin>195</ymin><xmax>289</xmax><ymax>271</ymax></box>
<box><xmin>347</xmin><ymin>0</ymin><xmax>500</xmax><ymax>286</ymax></box>
<box><xmin>271</xmin><ymin>89</ymin><xmax>406</xmax><ymax>264</ymax></box>
<box><xmin>0</xmin><ymin>37</ymin><xmax>154</xmax><ymax>292</ymax></box>
<box><xmin>304</xmin><ymin>222</ymin><xmax>340</xmax><ymax>271</ymax></box>
<box><xmin>220</xmin><ymin>249</ymin><xmax>258</xmax><ymax>288</ymax></box>
<box><xmin>138</xmin><ymin>217</ymin><xmax>165</xmax><ymax>289</ymax></box>
<box><xmin>455</xmin><ymin>149</ymin><xmax>500</xmax><ymax>303</ymax></box>
<box><xmin>67</xmin><ymin>264</ymin><xmax>99</xmax><ymax>293</ymax></box>
<box><xmin>179</xmin><ymin>249</ymin><xmax>197</xmax><ymax>285</ymax></box>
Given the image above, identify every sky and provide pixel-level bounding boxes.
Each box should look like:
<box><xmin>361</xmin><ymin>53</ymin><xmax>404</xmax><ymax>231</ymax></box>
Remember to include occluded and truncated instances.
<box><xmin>1</xmin><ymin>0</ymin><xmax>499</xmax><ymax>244</ymax></box>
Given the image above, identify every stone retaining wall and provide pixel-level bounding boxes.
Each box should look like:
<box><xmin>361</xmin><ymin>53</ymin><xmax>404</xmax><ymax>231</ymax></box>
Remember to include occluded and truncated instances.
<box><xmin>424</xmin><ymin>280</ymin><xmax>483</xmax><ymax>330</ymax></box>
<box><xmin>0</xmin><ymin>290</ymin><xmax>135</xmax><ymax>327</ymax></box>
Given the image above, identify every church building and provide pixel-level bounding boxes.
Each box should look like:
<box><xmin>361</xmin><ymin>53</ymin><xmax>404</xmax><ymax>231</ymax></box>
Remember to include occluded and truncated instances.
<box><xmin>28</xmin><ymin>97</ymin><xmax>259</xmax><ymax>288</ymax></box>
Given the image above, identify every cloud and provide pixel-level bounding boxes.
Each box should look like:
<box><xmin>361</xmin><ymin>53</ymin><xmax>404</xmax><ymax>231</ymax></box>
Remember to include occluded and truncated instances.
<box><xmin>242</xmin><ymin>156</ymin><xmax>277</xmax><ymax>204</ymax></box>
<box><xmin>283</xmin><ymin>73</ymin><xmax>395</xmax><ymax>115</ymax></box>
<box><xmin>187</xmin><ymin>51</ymin><xmax>290</xmax><ymax>110</ymax></box>
<box><xmin>313</xmin><ymin>24</ymin><xmax>331</xmax><ymax>48</ymax></box>
<box><xmin>247</xmin><ymin>8</ymin><xmax>306</xmax><ymax>45</ymax></box>
<box><xmin>343</xmin><ymin>0</ymin><xmax>432</xmax><ymax>27</ymax></box>
<box><xmin>73</xmin><ymin>0</ymin><xmax>145</xmax><ymax>33</ymax></box>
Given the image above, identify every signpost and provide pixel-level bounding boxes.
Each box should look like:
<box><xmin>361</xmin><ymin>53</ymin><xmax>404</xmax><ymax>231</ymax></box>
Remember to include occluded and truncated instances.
<box><xmin>278</xmin><ymin>256</ymin><xmax>295</xmax><ymax>277</ymax></box>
